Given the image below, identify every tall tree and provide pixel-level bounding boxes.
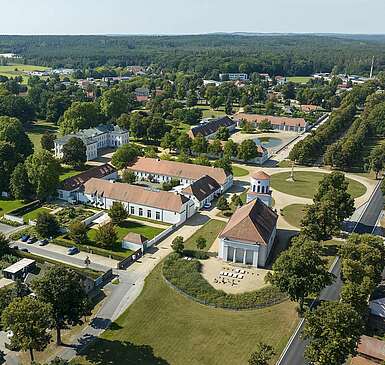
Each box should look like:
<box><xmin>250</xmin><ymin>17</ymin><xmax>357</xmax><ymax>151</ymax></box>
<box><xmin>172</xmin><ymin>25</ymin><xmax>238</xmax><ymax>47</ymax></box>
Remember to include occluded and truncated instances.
<box><xmin>59</xmin><ymin>101</ymin><xmax>99</xmax><ymax>135</ymax></box>
<box><xmin>31</xmin><ymin>267</ymin><xmax>90</xmax><ymax>346</ymax></box>
<box><xmin>111</xmin><ymin>144</ymin><xmax>140</xmax><ymax>169</ymax></box>
<box><xmin>303</xmin><ymin>302</ymin><xmax>363</xmax><ymax>365</ymax></box>
<box><xmin>94</xmin><ymin>222</ymin><xmax>118</xmax><ymax>250</ymax></box>
<box><xmin>68</xmin><ymin>221</ymin><xmax>88</xmax><ymax>245</ymax></box>
<box><xmin>0</xmin><ymin>141</ymin><xmax>18</xmax><ymax>193</ymax></box>
<box><xmin>35</xmin><ymin>211</ymin><xmax>59</xmax><ymax>237</ymax></box>
<box><xmin>62</xmin><ymin>137</ymin><xmax>87</xmax><ymax>168</ymax></box>
<box><xmin>267</xmin><ymin>236</ymin><xmax>334</xmax><ymax>312</ymax></box>
<box><xmin>9</xmin><ymin>163</ymin><xmax>34</xmax><ymax>200</ymax></box>
<box><xmin>100</xmin><ymin>87</ymin><xmax>129</xmax><ymax>120</ymax></box>
<box><xmin>108</xmin><ymin>202</ymin><xmax>128</xmax><ymax>225</ymax></box>
<box><xmin>0</xmin><ymin>116</ymin><xmax>33</xmax><ymax>159</ymax></box>
<box><xmin>41</xmin><ymin>131</ymin><xmax>56</xmax><ymax>151</ymax></box>
<box><xmin>25</xmin><ymin>150</ymin><xmax>61</xmax><ymax>200</ymax></box>
<box><xmin>237</xmin><ymin>139</ymin><xmax>257</xmax><ymax>162</ymax></box>
<box><xmin>248</xmin><ymin>342</ymin><xmax>275</xmax><ymax>365</ymax></box>
<box><xmin>1</xmin><ymin>297</ymin><xmax>52</xmax><ymax>362</ymax></box>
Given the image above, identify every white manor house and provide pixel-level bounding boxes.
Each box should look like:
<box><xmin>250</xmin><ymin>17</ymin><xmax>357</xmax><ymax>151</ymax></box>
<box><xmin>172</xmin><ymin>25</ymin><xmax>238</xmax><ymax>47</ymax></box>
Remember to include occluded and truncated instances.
<box><xmin>54</xmin><ymin>124</ymin><xmax>129</xmax><ymax>161</ymax></box>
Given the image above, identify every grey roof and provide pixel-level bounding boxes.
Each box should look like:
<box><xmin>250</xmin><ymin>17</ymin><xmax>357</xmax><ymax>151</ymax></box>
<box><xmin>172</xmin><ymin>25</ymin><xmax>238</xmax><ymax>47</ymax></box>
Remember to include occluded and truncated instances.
<box><xmin>188</xmin><ymin>116</ymin><xmax>235</xmax><ymax>138</ymax></box>
<box><xmin>55</xmin><ymin>124</ymin><xmax>128</xmax><ymax>145</ymax></box>
<box><xmin>182</xmin><ymin>175</ymin><xmax>221</xmax><ymax>202</ymax></box>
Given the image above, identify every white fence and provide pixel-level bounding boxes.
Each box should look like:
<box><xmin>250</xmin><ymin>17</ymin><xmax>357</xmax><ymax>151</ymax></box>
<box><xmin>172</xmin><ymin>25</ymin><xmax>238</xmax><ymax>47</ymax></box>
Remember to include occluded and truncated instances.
<box><xmin>82</xmin><ymin>211</ymin><xmax>106</xmax><ymax>227</ymax></box>
<box><xmin>4</xmin><ymin>214</ymin><xmax>24</xmax><ymax>225</ymax></box>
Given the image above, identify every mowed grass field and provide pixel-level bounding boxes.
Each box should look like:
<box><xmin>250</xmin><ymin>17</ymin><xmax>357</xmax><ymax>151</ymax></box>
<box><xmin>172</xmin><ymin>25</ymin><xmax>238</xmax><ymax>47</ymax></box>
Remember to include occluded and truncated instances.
<box><xmin>183</xmin><ymin>219</ymin><xmax>226</xmax><ymax>251</ymax></box>
<box><xmin>0</xmin><ymin>64</ymin><xmax>49</xmax><ymax>84</ymax></box>
<box><xmin>0</xmin><ymin>198</ymin><xmax>25</xmax><ymax>217</ymax></box>
<box><xmin>73</xmin><ymin>263</ymin><xmax>298</xmax><ymax>365</ymax></box>
<box><xmin>286</xmin><ymin>76</ymin><xmax>311</xmax><ymax>84</ymax></box>
<box><xmin>281</xmin><ymin>203</ymin><xmax>308</xmax><ymax>228</ymax></box>
<box><xmin>232</xmin><ymin>165</ymin><xmax>249</xmax><ymax>177</ymax></box>
<box><xmin>271</xmin><ymin>171</ymin><xmax>366</xmax><ymax>199</ymax></box>
<box><xmin>26</xmin><ymin>120</ymin><xmax>59</xmax><ymax>151</ymax></box>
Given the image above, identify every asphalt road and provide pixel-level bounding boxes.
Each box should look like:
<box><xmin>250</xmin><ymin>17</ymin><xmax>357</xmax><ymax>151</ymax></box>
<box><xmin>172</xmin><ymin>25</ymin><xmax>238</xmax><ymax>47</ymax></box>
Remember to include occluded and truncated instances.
<box><xmin>11</xmin><ymin>241</ymin><xmax>110</xmax><ymax>272</ymax></box>
<box><xmin>277</xmin><ymin>259</ymin><xmax>342</xmax><ymax>365</ymax></box>
<box><xmin>354</xmin><ymin>180</ymin><xmax>384</xmax><ymax>234</ymax></box>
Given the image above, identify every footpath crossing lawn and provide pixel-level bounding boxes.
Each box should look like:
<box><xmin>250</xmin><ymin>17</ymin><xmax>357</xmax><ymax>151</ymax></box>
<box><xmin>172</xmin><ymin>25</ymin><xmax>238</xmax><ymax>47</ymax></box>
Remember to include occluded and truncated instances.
<box><xmin>271</xmin><ymin>171</ymin><xmax>366</xmax><ymax>199</ymax></box>
<box><xmin>73</xmin><ymin>263</ymin><xmax>298</xmax><ymax>365</ymax></box>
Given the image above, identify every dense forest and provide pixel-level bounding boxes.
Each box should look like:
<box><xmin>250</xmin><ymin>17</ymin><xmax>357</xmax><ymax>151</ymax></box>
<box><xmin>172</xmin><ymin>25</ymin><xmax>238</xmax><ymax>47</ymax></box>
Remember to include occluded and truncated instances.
<box><xmin>0</xmin><ymin>34</ymin><xmax>384</xmax><ymax>77</ymax></box>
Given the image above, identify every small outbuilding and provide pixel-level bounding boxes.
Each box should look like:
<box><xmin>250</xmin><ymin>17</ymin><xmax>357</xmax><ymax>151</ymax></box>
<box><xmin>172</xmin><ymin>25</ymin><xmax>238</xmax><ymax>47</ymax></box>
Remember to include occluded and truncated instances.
<box><xmin>3</xmin><ymin>258</ymin><xmax>36</xmax><ymax>281</ymax></box>
<box><xmin>122</xmin><ymin>232</ymin><xmax>148</xmax><ymax>252</ymax></box>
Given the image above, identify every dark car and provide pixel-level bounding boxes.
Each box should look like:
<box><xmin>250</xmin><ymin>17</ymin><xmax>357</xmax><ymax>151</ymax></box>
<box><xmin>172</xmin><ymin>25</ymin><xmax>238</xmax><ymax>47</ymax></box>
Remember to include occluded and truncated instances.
<box><xmin>20</xmin><ymin>235</ymin><xmax>30</xmax><ymax>242</ymax></box>
<box><xmin>12</xmin><ymin>245</ymin><xmax>19</xmax><ymax>251</ymax></box>
<box><xmin>67</xmin><ymin>246</ymin><xmax>79</xmax><ymax>255</ymax></box>
<box><xmin>26</xmin><ymin>237</ymin><xmax>37</xmax><ymax>244</ymax></box>
<box><xmin>38</xmin><ymin>239</ymin><xmax>49</xmax><ymax>246</ymax></box>
<box><xmin>20</xmin><ymin>248</ymin><xmax>29</xmax><ymax>253</ymax></box>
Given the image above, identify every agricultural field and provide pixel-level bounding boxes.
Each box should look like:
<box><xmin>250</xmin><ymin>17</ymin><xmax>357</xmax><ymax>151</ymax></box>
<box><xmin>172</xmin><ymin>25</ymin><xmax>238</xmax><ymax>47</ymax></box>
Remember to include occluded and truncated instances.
<box><xmin>286</xmin><ymin>76</ymin><xmax>311</xmax><ymax>84</ymax></box>
<box><xmin>0</xmin><ymin>63</ymin><xmax>49</xmax><ymax>84</ymax></box>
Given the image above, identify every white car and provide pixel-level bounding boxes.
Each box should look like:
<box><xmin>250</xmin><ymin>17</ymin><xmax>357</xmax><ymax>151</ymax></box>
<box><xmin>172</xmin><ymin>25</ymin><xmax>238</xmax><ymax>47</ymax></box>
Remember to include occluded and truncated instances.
<box><xmin>203</xmin><ymin>202</ymin><xmax>212</xmax><ymax>209</ymax></box>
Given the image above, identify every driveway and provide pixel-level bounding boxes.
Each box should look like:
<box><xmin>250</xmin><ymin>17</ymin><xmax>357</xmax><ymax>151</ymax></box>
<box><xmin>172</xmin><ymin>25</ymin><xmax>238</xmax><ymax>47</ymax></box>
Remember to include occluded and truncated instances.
<box><xmin>11</xmin><ymin>241</ymin><xmax>114</xmax><ymax>272</ymax></box>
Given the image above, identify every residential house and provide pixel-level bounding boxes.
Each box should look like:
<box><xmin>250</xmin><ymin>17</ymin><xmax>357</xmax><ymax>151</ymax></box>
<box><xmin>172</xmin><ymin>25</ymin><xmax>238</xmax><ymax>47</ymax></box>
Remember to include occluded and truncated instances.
<box><xmin>234</xmin><ymin>113</ymin><xmax>308</xmax><ymax>133</ymax></box>
<box><xmin>54</xmin><ymin>124</ymin><xmax>129</xmax><ymax>161</ymax></box>
<box><xmin>81</xmin><ymin>178</ymin><xmax>195</xmax><ymax>224</ymax></box>
<box><xmin>58</xmin><ymin>164</ymin><xmax>118</xmax><ymax>202</ymax></box>
<box><xmin>188</xmin><ymin>116</ymin><xmax>236</xmax><ymax>140</ymax></box>
<box><xmin>181</xmin><ymin>175</ymin><xmax>221</xmax><ymax>209</ymax></box>
<box><xmin>218</xmin><ymin>198</ymin><xmax>278</xmax><ymax>268</ymax></box>
<box><xmin>127</xmin><ymin>157</ymin><xmax>233</xmax><ymax>192</ymax></box>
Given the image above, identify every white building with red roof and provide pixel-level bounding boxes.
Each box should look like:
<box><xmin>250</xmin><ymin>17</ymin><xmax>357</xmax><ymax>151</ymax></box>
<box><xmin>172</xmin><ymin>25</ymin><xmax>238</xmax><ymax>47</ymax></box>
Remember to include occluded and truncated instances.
<box><xmin>218</xmin><ymin>199</ymin><xmax>278</xmax><ymax>268</ymax></box>
<box><xmin>247</xmin><ymin>171</ymin><xmax>273</xmax><ymax>207</ymax></box>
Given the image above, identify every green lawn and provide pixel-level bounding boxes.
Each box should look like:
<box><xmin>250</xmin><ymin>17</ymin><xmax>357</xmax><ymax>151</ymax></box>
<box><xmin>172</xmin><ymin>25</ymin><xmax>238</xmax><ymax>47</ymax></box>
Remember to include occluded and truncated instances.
<box><xmin>0</xmin><ymin>198</ymin><xmax>25</xmax><ymax>217</ymax></box>
<box><xmin>183</xmin><ymin>219</ymin><xmax>226</xmax><ymax>251</ymax></box>
<box><xmin>22</xmin><ymin>207</ymin><xmax>51</xmax><ymax>223</ymax></box>
<box><xmin>73</xmin><ymin>263</ymin><xmax>298</xmax><ymax>365</ymax></box>
<box><xmin>87</xmin><ymin>220</ymin><xmax>164</xmax><ymax>242</ymax></box>
<box><xmin>196</xmin><ymin>104</ymin><xmax>227</xmax><ymax>119</ymax></box>
<box><xmin>232</xmin><ymin>165</ymin><xmax>249</xmax><ymax>177</ymax></box>
<box><xmin>286</xmin><ymin>76</ymin><xmax>311</xmax><ymax>84</ymax></box>
<box><xmin>26</xmin><ymin>120</ymin><xmax>59</xmax><ymax>151</ymax></box>
<box><xmin>0</xmin><ymin>64</ymin><xmax>49</xmax><ymax>84</ymax></box>
<box><xmin>270</xmin><ymin>171</ymin><xmax>366</xmax><ymax>199</ymax></box>
<box><xmin>281</xmin><ymin>204</ymin><xmax>308</xmax><ymax>228</ymax></box>
<box><xmin>59</xmin><ymin>165</ymin><xmax>90</xmax><ymax>182</ymax></box>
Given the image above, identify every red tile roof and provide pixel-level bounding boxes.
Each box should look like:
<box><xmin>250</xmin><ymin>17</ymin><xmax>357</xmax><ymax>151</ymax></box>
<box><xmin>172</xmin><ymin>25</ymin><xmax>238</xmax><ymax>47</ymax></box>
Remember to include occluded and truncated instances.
<box><xmin>357</xmin><ymin>335</ymin><xmax>385</xmax><ymax>362</ymax></box>
<box><xmin>127</xmin><ymin>157</ymin><xmax>230</xmax><ymax>186</ymax></box>
<box><xmin>234</xmin><ymin>113</ymin><xmax>306</xmax><ymax>128</ymax></box>
<box><xmin>251</xmin><ymin>171</ymin><xmax>270</xmax><ymax>180</ymax></box>
<box><xmin>219</xmin><ymin>199</ymin><xmax>277</xmax><ymax>245</ymax></box>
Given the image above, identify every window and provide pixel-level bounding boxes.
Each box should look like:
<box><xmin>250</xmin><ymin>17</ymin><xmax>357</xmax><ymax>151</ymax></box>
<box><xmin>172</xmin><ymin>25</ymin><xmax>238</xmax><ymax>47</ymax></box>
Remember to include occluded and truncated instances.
<box><xmin>130</xmin><ymin>206</ymin><xmax>135</xmax><ymax>214</ymax></box>
<box><xmin>147</xmin><ymin>210</ymin><xmax>151</xmax><ymax>218</ymax></box>
<box><xmin>139</xmin><ymin>208</ymin><xmax>143</xmax><ymax>216</ymax></box>
<box><xmin>156</xmin><ymin>212</ymin><xmax>160</xmax><ymax>220</ymax></box>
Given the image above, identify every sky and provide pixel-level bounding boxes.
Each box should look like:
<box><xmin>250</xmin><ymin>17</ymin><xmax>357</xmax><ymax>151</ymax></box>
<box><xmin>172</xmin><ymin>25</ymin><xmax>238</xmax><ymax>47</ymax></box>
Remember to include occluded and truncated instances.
<box><xmin>1</xmin><ymin>0</ymin><xmax>384</xmax><ymax>35</ymax></box>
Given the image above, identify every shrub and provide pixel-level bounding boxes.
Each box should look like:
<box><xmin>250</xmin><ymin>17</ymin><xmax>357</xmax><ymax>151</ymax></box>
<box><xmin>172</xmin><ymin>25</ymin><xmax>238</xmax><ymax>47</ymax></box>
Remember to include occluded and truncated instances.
<box><xmin>95</xmin><ymin>223</ymin><xmax>117</xmax><ymax>250</ymax></box>
<box><xmin>162</xmin><ymin>254</ymin><xmax>286</xmax><ymax>309</ymax></box>
<box><xmin>35</xmin><ymin>212</ymin><xmax>59</xmax><ymax>238</ymax></box>
<box><xmin>171</xmin><ymin>236</ymin><xmax>184</xmax><ymax>254</ymax></box>
<box><xmin>68</xmin><ymin>221</ymin><xmax>88</xmax><ymax>245</ymax></box>
<box><xmin>108</xmin><ymin>202</ymin><xmax>128</xmax><ymax>225</ymax></box>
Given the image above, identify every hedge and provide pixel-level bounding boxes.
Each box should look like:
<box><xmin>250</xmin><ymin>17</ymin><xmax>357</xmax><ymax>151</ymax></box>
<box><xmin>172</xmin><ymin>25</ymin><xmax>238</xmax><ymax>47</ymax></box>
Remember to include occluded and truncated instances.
<box><xmin>7</xmin><ymin>200</ymin><xmax>41</xmax><ymax>217</ymax></box>
<box><xmin>162</xmin><ymin>253</ymin><xmax>286</xmax><ymax>310</ymax></box>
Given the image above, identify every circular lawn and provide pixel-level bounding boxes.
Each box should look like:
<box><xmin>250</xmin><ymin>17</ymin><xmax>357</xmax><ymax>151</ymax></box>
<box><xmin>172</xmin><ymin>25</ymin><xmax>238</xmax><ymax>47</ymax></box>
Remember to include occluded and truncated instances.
<box><xmin>270</xmin><ymin>171</ymin><xmax>366</xmax><ymax>199</ymax></box>
<box><xmin>281</xmin><ymin>204</ymin><xmax>308</xmax><ymax>228</ymax></box>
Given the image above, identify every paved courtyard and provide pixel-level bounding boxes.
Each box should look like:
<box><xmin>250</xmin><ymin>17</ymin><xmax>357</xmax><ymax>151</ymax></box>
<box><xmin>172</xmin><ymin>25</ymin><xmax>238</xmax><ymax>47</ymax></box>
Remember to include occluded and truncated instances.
<box><xmin>200</xmin><ymin>257</ymin><xmax>270</xmax><ymax>294</ymax></box>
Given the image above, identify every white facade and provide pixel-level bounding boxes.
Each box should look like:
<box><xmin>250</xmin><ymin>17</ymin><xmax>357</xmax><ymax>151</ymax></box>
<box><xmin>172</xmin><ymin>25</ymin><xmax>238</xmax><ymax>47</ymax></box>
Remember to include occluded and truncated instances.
<box><xmin>54</xmin><ymin>125</ymin><xmax>129</xmax><ymax>161</ymax></box>
<box><xmin>78</xmin><ymin>191</ymin><xmax>194</xmax><ymax>225</ymax></box>
<box><xmin>218</xmin><ymin>226</ymin><xmax>276</xmax><ymax>268</ymax></box>
<box><xmin>219</xmin><ymin>73</ymin><xmax>248</xmax><ymax>81</ymax></box>
<box><xmin>133</xmin><ymin>171</ymin><xmax>233</xmax><ymax>193</ymax></box>
<box><xmin>247</xmin><ymin>175</ymin><xmax>273</xmax><ymax>207</ymax></box>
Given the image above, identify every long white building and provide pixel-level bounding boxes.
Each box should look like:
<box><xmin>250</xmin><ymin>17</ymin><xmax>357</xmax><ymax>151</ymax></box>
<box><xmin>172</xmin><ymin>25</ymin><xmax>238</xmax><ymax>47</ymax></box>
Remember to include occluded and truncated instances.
<box><xmin>80</xmin><ymin>178</ymin><xmax>195</xmax><ymax>225</ymax></box>
<box><xmin>127</xmin><ymin>157</ymin><xmax>233</xmax><ymax>192</ymax></box>
<box><xmin>54</xmin><ymin>124</ymin><xmax>129</xmax><ymax>161</ymax></box>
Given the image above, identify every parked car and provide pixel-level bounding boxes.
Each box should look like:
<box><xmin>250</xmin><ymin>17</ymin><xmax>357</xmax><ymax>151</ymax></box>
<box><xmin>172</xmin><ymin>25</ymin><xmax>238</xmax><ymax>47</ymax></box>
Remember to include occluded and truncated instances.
<box><xmin>20</xmin><ymin>235</ymin><xmax>30</xmax><ymax>242</ymax></box>
<box><xmin>203</xmin><ymin>202</ymin><xmax>212</xmax><ymax>209</ymax></box>
<box><xmin>13</xmin><ymin>245</ymin><xmax>19</xmax><ymax>251</ymax></box>
<box><xmin>38</xmin><ymin>239</ymin><xmax>49</xmax><ymax>246</ymax></box>
<box><xmin>67</xmin><ymin>246</ymin><xmax>79</xmax><ymax>255</ymax></box>
<box><xmin>20</xmin><ymin>248</ymin><xmax>29</xmax><ymax>253</ymax></box>
<box><xmin>26</xmin><ymin>237</ymin><xmax>37</xmax><ymax>244</ymax></box>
